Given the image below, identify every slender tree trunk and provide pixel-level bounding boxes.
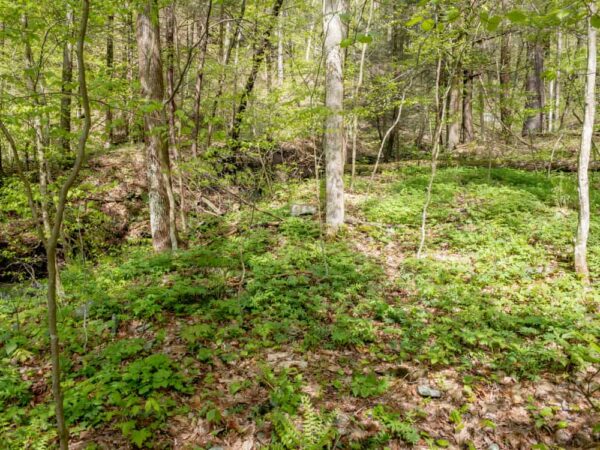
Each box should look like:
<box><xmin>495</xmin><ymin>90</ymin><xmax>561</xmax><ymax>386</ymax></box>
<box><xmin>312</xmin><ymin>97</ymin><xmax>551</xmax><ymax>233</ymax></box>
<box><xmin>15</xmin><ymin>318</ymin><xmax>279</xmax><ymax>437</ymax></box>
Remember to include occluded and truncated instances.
<box><xmin>555</xmin><ymin>30</ymin><xmax>562</xmax><ymax>131</ymax></box>
<box><xmin>136</xmin><ymin>0</ymin><xmax>178</xmax><ymax>252</ymax></box>
<box><xmin>60</xmin><ymin>9</ymin><xmax>73</xmax><ymax>152</ymax></box>
<box><xmin>305</xmin><ymin>18</ymin><xmax>315</xmax><ymax>61</ymax></box>
<box><xmin>462</xmin><ymin>69</ymin><xmax>474</xmax><ymax>143</ymax></box>
<box><xmin>499</xmin><ymin>23</ymin><xmax>511</xmax><ymax>141</ymax></box>
<box><xmin>105</xmin><ymin>14</ymin><xmax>114</xmax><ymax>147</ymax></box>
<box><xmin>446</xmin><ymin>72</ymin><xmax>461</xmax><ymax>150</ymax></box>
<box><xmin>190</xmin><ymin>0</ymin><xmax>213</xmax><ymax>156</ymax></box>
<box><xmin>350</xmin><ymin>0</ymin><xmax>373</xmax><ymax>187</ymax></box>
<box><xmin>230</xmin><ymin>0</ymin><xmax>284</xmax><ymax>144</ymax></box>
<box><xmin>277</xmin><ymin>13</ymin><xmax>284</xmax><ymax>86</ymax></box>
<box><xmin>22</xmin><ymin>15</ymin><xmax>52</xmax><ymax>239</ymax></box>
<box><xmin>323</xmin><ymin>0</ymin><xmax>345</xmax><ymax>231</ymax></box>
<box><xmin>574</xmin><ymin>6</ymin><xmax>596</xmax><ymax>281</ymax></box>
<box><xmin>45</xmin><ymin>5</ymin><xmax>91</xmax><ymax>449</ymax></box>
<box><xmin>165</xmin><ymin>3</ymin><xmax>178</xmax><ymax>155</ymax></box>
<box><xmin>522</xmin><ymin>41</ymin><xmax>545</xmax><ymax>136</ymax></box>
<box><xmin>165</xmin><ymin>1</ymin><xmax>188</xmax><ymax>233</ymax></box>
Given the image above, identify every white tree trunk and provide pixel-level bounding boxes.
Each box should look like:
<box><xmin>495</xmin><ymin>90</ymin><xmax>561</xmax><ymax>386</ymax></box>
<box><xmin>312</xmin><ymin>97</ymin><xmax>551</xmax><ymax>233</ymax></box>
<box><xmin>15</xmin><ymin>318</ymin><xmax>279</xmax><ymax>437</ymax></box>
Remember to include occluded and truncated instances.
<box><xmin>277</xmin><ymin>14</ymin><xmax>284</xmax><ymax>86</ymax></box>
<box><xmin>136</xmin><ymin>0</ymin><xmax>177</xmax><ymax>252</ymax></box>
<box><xmin>350</xmin><ymin>0</ymin><xmax>373</xmax><ymax>188</ymax></box>
<box><xmin>323</xmin><ymin>0</ymin><xmax>345</xmax><ymax>231</ymax></box>
<box><xmin>555</xmin><ymin>30</ymin><xmax>562</xmax><ymax>130</ymax></box>
<box><xmin>548</xmin><ymin>79</ymin><xmax>554</xmax><ymax>132</ymax></box>
<box><xmin>574</xmin><ymin>6</ymin><xmax>596</xmax><ymax>281</ymax></box>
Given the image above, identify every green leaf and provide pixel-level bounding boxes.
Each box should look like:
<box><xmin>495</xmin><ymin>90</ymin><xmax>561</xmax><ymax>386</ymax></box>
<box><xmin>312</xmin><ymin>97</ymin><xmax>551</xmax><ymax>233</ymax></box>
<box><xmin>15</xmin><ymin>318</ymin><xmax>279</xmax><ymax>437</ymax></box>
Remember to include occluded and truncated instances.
<box><xmin>591</xmin><ymin>15</ymin><xmax>600</xmax><ymax>29</ymax></box>
<box><xmin>340</xmin><ymin>38</ymin><xmax>353</xmax><ymax>48</ymax></box>
<box><xmin>131</xmin><ymin>428</ymin><xmax>151</xmax><ymax>448</ymax></box>
<box><xmin>406</xmin><ymin>16</ymin><xmax>423</xmax><ymax>27</ymax></box>
<box><xmin>421</xmin><ymin>19</ymin><xmax>435</xmax><ymax>32</ymax></box>
<box><xmin>486</xmin><ymin>16</ymin><xmax>502</xmax><ymax>32</ymax></box>
<box><xmin>507</xmin><ymin>10</ymin><xmax>527</xmax><ymax>23</ymax></box>
<box><xmin>356</xmin><ymin>34</ymin><xmax>373</xmax><ymax>44</ymax></box>
<box><xmin>144</xmin><ymin>397</ymin><xmax>161</xmax><ymax>413</ymax></box>
<box><xmin>436</xmin><ymin>439</ymin><xmax>450</xmax><ymax>447</ymax></box>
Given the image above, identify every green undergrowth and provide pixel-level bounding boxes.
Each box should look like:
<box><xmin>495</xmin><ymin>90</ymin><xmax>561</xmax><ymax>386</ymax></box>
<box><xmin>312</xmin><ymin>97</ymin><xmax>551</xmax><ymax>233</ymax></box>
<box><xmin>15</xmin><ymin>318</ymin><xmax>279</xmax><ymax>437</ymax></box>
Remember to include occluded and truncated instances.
<box><xmin>1</xmin><ymin>166</ymin><xmax>598</xmax><ymax>448</ymax></box>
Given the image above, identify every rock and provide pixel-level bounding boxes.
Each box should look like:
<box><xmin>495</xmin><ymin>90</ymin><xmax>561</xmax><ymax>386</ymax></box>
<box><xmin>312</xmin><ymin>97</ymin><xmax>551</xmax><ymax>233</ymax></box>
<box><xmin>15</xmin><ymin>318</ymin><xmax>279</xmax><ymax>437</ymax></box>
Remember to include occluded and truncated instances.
<box><xmin>417</xmin><ymin>385</ymin><xmax>442</xmax><ymax>398</ymax></box>
<box><xmin>487</xmin><ymin>444</ymin><xmax>500</xmax><ymax>450</ymax></box>
<box><xmin>290</xmin><ymin>204</ymin><xmax>317</xmax><ymax>216</ymax></box>
<box><xmin>555</xmin><ymin>429</ymin><xmax>572</xmax><ymax>444</ymax></box>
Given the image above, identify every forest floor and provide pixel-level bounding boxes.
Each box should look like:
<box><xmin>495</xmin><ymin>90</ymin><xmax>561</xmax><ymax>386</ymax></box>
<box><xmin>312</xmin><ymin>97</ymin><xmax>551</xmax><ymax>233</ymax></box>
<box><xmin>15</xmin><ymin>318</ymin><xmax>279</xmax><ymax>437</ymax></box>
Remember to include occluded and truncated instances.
<box><xmin>1</xmin><ymin>163</ymin><xmax>599</xmax><ymax>449</ymax></box>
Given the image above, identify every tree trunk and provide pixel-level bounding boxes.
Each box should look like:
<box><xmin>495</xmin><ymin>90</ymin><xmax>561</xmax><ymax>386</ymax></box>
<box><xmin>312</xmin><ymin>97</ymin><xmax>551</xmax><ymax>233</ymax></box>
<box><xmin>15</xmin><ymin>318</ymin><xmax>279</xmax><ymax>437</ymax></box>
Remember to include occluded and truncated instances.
<box><xmin>574</xmin><ymin>6</ymin><xmax>596</xmax><ymax>281</ymax></box>
<box><xmin>136</xmin><ymin>0</ymin><xmax>178</xmax><ymax>252</ymax></box>
<box><xmin>555</xmin><ymin>30</ymin><xmax>562</xmax><ymax>131</ymax></box>
<box><xmin>499</xmin><ymin>26</ymin><xmax>511</xmax><ymax>140</ymax></box>
<box><xmin>105</xmin><ymin>14</ymin><xmax>114</xmax><ymax>147</ymax></box>
<box><xmin>60</xmin><ymin>8</ymin><xmax>73</xmax><ymax>152</ymax></box>
<box><xmin>446</xmin><ymin>73</ymin><xmax>461</xmax><ymax>150</ymax></box>
<box><xmin>165</xmin><ymin>3</ymin><xmax>177</xmax><ymax>154</ymax></box>
<box><xmin>350</xmin><ymin>0</ymin><xmax>373</xmax><ymax>187</ymax></box>
<box><xmin>277</xmin><ymin>13</ymin><xmax>284</xmax><ymax>87</ymax></box>
<box><xmin>165</xmin><ymin>1</ymin><xmax>188</xmax><ymax>233</ymax></box>
<box><xmin>22</xmin><ymin>15</ymin><xmax>52</xmax><ymax>239</ymax></box>
<box><xmin>522</xmin><ymin>41</ymin><xmax>545</xmax><ymax>136</ymax></box>
<box><xmin>190</xmin><ymin>0</ymin><xmax>213</xmax><ymax>156</ymax></box>
<box><xmin>230</xmin><ymin>0</ymin><xmax>284</xmax><ymax>144</ymax></box>
<box><xmin>462</xmin><ymin>69</ymin><xmax>474</xmax><ymax>143</ymax></box>
<box><xmin>46</xmin><ymin>4</ymin><xmax>91</xmax><ymax>448</ymax></box>
<box><xmin>323</xmin><ymin>0</ymin><xmax>345</xmax><ymax>231</ymax></box>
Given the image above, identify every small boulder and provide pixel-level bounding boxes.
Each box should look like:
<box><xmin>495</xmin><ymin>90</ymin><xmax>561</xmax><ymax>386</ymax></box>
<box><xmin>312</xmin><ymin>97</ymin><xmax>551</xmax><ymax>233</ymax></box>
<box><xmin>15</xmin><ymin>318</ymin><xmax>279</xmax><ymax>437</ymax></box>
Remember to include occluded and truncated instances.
<box><xmin>290</xmin><ymin>204</ymin><xmax>317</xmax><ymax>216</ymax></box>
<box><xmin>417</xmin><ymin>385</ymin><xmax>442</xmax><ymax>398</ymax></box>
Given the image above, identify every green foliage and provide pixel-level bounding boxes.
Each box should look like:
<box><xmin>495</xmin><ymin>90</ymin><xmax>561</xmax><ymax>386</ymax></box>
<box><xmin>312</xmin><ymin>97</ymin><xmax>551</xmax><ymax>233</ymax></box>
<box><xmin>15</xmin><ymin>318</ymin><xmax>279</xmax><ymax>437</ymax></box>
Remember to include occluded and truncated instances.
<box><xmin>270</xmin><ymin>396</ymin><xmax>337</xmax><ymax>450</ymax></box>
<box><xmin>350</xmin><ymin>372</ymin><xmax>388</xmax><ymax>398</ymax></box>
<box><xmin>370</xmin><ymin>405</ymin><xmax>420</xmax><ymax>446</ymax></box>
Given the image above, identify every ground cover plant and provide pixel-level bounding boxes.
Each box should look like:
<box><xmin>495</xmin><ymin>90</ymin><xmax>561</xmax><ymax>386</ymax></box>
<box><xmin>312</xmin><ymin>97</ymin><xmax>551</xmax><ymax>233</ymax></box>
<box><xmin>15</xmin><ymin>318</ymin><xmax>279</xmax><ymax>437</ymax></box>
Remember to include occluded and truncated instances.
<box><xmin>1</xmin><ymin>166</ymin><xmax>598</xmax><ymax>448</ymax></box>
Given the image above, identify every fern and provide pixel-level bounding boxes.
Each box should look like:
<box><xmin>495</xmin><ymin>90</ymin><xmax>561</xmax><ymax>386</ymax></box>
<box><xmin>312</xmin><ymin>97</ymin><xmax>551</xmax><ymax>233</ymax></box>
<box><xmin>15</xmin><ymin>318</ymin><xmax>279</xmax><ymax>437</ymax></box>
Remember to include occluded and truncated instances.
<box><xmin>270</xmin><ymin>395</ymin><xmax>336</xmax><ymax>449</ymax></box>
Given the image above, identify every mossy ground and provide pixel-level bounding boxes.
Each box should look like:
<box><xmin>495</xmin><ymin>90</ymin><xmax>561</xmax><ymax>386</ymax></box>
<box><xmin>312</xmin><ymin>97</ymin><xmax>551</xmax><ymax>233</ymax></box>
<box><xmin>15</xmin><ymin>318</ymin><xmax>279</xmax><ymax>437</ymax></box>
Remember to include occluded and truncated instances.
<box><xmin>1</xmin><ymin>165</ymin><xmax>598</xmax><ymax>449</ymax></box>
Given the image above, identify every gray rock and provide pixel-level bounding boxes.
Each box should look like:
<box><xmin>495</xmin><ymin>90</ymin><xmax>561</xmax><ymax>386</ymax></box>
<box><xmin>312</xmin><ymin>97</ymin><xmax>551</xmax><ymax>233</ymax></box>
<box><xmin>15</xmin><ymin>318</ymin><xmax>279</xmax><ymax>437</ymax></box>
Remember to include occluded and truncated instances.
<box><xmin>487</xmin><ymin>445</ymin><xmax>500</xmax><ymax>450</ymax></box>
<box><xmin>290</xmin><ymin>204</ymin><xmax>317</xmax><ymax>216</ymax></box>
<box><xmin>417</xmin><ymin>385</ymin><xmax>441</xmax><ymax>398</ymax></box>
<box><xmin>555</xmin><ymin>429</ymin><xmax>572</xmax><ymax>444</ymax></box>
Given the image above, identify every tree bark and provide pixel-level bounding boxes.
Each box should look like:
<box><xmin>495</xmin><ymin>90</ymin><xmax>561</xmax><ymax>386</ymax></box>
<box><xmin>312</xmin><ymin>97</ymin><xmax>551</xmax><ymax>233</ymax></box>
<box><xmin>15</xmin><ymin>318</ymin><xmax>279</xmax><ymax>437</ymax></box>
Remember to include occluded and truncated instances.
<box><xmin>499</xmin><ymin>26</ymin><xmax>511</xmax><ymax>140</ymax></box>
<box><xmin>190</xmin><ymin>0</ymin><xmax>213</xmax><ymax>157</ymax></box>
<box><xmin>60</xmin><ymin>8</ymin><xmax>73</xmax><ymax>152</ymax></box>
<box><xmin>323</xmin><ymin>0</ymin><xmax>345</xmax><ymax>231</ymax></box>
<box><xmin>574</xmin><ymin>6</ymin><xmax>596</xmax><ymax>281</ymax></box>
<box><xmin>105</xmin><ymin>14</ymin><xmax>114</xmax><ymax>147</ymax></box>
<box><xmin>22</xmin><ymin>15</ymin><xmax>52</xmax><ymax>239</ymax></box>
<box><xmin>136</xmin><ymin>0</ymin><xmax>178</xmax><ymax>252</ymax></box>
<box><xmin>45</xmin><ymin>4</ymin><xmax>91</xmax><ymax>448</ymax></box>
<box><xmin>461</xmin><ymin>69</ymin><xmax>474</xmax><ymax>143</ymax></box>
<box><xmin>522</xmin><ymin>41</ymin><xmax>545</xmax><ymax>136</ymax></box>
<box><xmin>554</xmin><ymin>30</ymin><xmax>562</xmax><ymax>131</ymax></box>
<box><xmin>277</xmin><ymin>13</ymin><xmax>284</xmax><ymax>87</ymax></box>
<box><xmin>446</xmin><ymin>72</ymin><xmax>461</xmax><ymax>150</ymax></box>
<box><xmin>350</xmin><ymin>0</ymin><xmax>373</xmax><ymax>187</ymax></box>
